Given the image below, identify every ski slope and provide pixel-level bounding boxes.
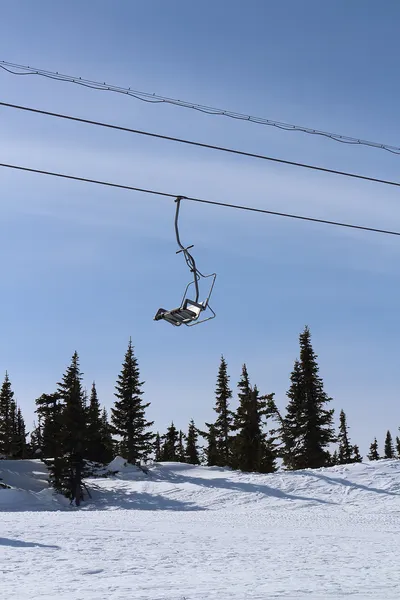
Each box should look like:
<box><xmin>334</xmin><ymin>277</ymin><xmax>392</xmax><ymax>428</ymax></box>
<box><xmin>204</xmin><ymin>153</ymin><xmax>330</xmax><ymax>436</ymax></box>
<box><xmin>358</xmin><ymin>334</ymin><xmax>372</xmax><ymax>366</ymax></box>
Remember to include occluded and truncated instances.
<box><xmin>2</xmin><ymin>458</ymin><xmax>400</xmax><ymax>599</ymax></box>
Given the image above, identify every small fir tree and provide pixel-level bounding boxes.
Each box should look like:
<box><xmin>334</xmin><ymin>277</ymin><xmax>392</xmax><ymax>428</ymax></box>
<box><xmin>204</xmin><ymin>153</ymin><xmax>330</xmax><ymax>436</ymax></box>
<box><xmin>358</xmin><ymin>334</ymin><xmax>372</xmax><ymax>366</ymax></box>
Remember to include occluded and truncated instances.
<box><xmin>384</xmin><ymin>430</ymin><xmax>395</xmax><ymax>459</ymax></box>
<box><xmin>367</xmin><ymin>438</ymin><xmax>379</xmax><ymax>461</ymax></box>
<box><xmin>98</xmin><ymin>408</ymin><xmax>114</xmax><ymax>465</ymax></box>
<box><xmin>212</xmin><ymin>356</ymin><xmax>234</xmax><ymax>466</ymax></box>
<box><xmin>111</xmin><ymin>339</ymin><xmax>154</xmax><ymax>464</ymax></box>
<box><xmin>337</xmin><ymin>409</ymin><xmax>353</xmax><ymax>464</ymax></box>
<box><xmin>185</xmin><ymin>419</ymin><xmax>200</xmax><ymax>465</ymax></box>
<box><xmin>177</xmin><ymin>430</ymin><xmax>186</xmax><ymax>463</ymax></box>
<box><xmin>55</xmin><ymin>351</ymin><xmax>88</xmax><ymax>504</ymax></box>
<box><xmin>205</xmin><ymin>423</ymin><xmax>219</xmax><ymax>467</ymax></box>
<box><xmin>154</xmin><ymin>432</ymin><xmax>162</xmax><ymax>462</ymax></box>
<box><xmin>86</xmin><ymin>382</ymin><xmax>104</xmax><ymax>463</ymax></box>
<box><xmin>160</xmin><ymin>422</ymin><xmax>179</xmax><ymax>461</ymax></box>
<box><xmin>351</xmin><ymin>445</ymin><xmax>362</xmax><ymax>463</ymax></box>
<box><xmin>396</xmin><ymin>436</ymin><xmax>400</xmax><ymax>458</ymax></box>
<box><xmin>35</xmin><ymin>393</ymin><xmax>64</xmax><ymax>459</ymax></box>
<box><xmin>0</xmin><ymin>372</ymin><xmax>14</xmax><ymax>457</ymax></box>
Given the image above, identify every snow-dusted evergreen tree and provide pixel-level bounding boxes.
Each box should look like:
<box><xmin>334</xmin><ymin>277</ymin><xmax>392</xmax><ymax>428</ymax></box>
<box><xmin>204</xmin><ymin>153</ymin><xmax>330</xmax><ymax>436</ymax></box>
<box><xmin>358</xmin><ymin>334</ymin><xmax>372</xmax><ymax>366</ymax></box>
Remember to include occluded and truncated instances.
<box><xmin>35</xmin><ymin>392</ymin><xmax>63</xmax><ymax>459</ymax></box>
<box><xmin>53</xmin><ymin>351</ymin><xmax>88</xmax><ymax>504</ymax></box>
<box><xmin>154</xmin><ymin>432</ymin><xmax>162</xmax><ymax>462</ymax></box>
<box><xmin>212</xmin><ymin>356</ymin><xmax>234</xmax><ymax>466</ymax></box>
<box><xmin>337</xmin><ymin>409</ymin><xmax>353</xmax><ymax>464</ymax></box>
<box><xmin>111</xmin><ymin>339</ymin><xmax>154</xmax><ymax>464</ymax></box>
<box><xmin>160</xmin><ymin>422</ymin><xmax>179</xmax><ymax>461</ymax></box>
<box><xmin>231</xmin><ymin>367</ymin><xmax>277</xmax><ymax>473</ymax></box>
<box><xmin>396</xmin><ymin>436</ymin><xmax>400</xmax><ymax>458</ymax></box>
<box><xmin>367</xmin><ymin>438</ymin><xmax>379</xmax><ymax>461</ymax></box>
<box><xmin>86</xmin><ymin>382</ymin><xmax>105</xmax><ymax>463</ymax></box>
<box><xmin>205</xmin><ymin>423</ymin><xmax>219</xmax><ymax>467</ymax></box>
<box><xmin>384</xmin><ymin>430</ymin><xmax>395</xmax><ymax>459</ymax></box>
<box><xmin>351</xmin><ymin>445</ymin><xmax>362</xmax><ymax>463</ymax></box>
<box><xmin>98</xmin><ymin>408</ymin><xmax>114</xmax><ymax>465</ymax></box>
<box><xmin>280</xmin><ymin>327</ymin><xmax>335</xmax><ymax>470</ymax></box>
<box><xmin>177</xmin><ymin>430</ymin><xmax>186</xmax><ymax>462</ymax></box>
<box><xmin>0</xmin><ymin>372</ymin><xmax>14</xmax><ymax>457</ymax></box>
<box><xmin>185</xmin><ymin>419</ymin><xmax>200</xmax><ymax>465</ymax></box>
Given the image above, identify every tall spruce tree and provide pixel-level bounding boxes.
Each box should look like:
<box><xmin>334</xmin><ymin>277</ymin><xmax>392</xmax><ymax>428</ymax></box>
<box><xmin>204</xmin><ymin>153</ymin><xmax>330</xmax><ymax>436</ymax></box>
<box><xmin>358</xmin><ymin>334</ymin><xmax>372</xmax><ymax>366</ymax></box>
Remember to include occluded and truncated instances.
<box><xmin>10</xmin><ymin>406</ymin><xmax>27</xmax><ymax>459</ymax></box>
<box><xmin>205</xmin><ymin>423</ymin><xmax>219</xmax><ymax>467</ymax></box>
<box><xmin>177</xmin><ymin>430</ymin><xmax>186</xmax><ymax>462</ymax></box>
<box><xmin>384</xmin><ymin>430</ymin><xmax>395</xmax><ymax>459</ymax></box>
<box><xmin>185</xmin><ymin>419</ymin><xmax>200</xmax><ymax>465</ymax></box>
<box><xmin>231</xmin><ymin>367</ymin><xmax>276</xmax><ymax>473</ymax></box>
<box><xmin>212</xmin><ymin>356</ymin><xmax>234</xmax><ymax>466</ymax></box>
<box><xmin>35</xmin><ymin>392</ymin><xmax>64</xmax><ymax>459</ymax></box>
<box><xmin>0</xmin><ymin>372</ymin><xmax>14</xmax><ymax>457</ymax></box>
<box><xmin>160</xmin><ymin>422</ymin><xmax>179</xmax><ymax>461</ymax></box>
<box><xmin>367</xmin><ymin>438</ymin><xmax>379</xmax><ymax>460</ymax></box>
<box><xmin>337</xmin><ymin>410</ymin><xmax>353</xmax><ymax>464</ymax></box>
<box><xmin>54</xmin><ymin>351</ymin><xmax>88</xmax><ymax>504</ymax></box>
<box><xmin>351</xmin><ymin>445</ymin><xmax>362</xmax><ymax>463</ymax></box>
<box><xmin>396</xmin><ymin>436</ymin><xmax>400</xmax><ymax>458</ymax></box>
<box><xmin>281</xmin><ymin>327</ymin><xmax>335</xmax><ymax>470</ymax></box>
<box><xmin>111</xmin><ymin>339</ymin><xmax>154</xmax><ymax>464</ymax></box>
<box><xmin>86</xmin><ymin>382</ymin><xmax>104</xmax><ymax>463</ymax></box>
<box><xmin>154</xmin><ymin>432</ymin><xmax>162</xmax><ymax>462</ymax></box>
<box><xmin>98</xmin><ymin>408</ymin><xmax>114</xmax><ymax>465</ymax></box>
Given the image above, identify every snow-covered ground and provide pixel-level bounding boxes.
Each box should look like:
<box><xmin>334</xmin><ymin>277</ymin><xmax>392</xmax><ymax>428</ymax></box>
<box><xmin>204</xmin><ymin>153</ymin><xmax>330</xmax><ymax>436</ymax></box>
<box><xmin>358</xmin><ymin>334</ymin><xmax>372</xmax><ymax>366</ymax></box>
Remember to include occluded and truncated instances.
<box><xmin>2</xmin><ymin>458</ymin><xmax>400</xmax><ymax>599</ymax></box>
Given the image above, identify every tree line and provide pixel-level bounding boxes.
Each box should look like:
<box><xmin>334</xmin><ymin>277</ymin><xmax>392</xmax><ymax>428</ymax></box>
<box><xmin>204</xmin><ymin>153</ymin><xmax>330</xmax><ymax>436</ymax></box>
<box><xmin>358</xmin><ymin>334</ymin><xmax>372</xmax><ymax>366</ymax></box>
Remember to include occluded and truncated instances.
<box><xmin>0</xmin><ymin>326</ymin><xmax>399</xmax><ymax>504</ymax></box>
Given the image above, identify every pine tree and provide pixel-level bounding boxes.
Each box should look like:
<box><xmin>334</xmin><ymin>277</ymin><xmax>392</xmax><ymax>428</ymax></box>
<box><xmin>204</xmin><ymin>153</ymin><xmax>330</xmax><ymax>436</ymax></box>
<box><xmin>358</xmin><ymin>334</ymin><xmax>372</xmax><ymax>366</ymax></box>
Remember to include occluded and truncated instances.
<box><xmin>331</xmin><ymin>450</ymin><xmax>338</xmax><ymax>465</ymax></box>
<box><xmin>384</xmin><ymin>430</ymin><xmax>395</xmax><ymax>459</ymax></box>
<box><xmin>10</xmin><ymin>407</ymin><xmax>27</xmax><ymax>459</ymax></box>
<box><xmin>50</xmin><ymin>351</ymin><xmax>88</xmax><ymax>504</ymax></box>
<box><xmin>281</xmin><ymin>327</ymin><xmax>335</xmax><ymax>470</ymax></box>
<box><xmin>231</xmin><ymin>367</ymin><xmax>276</xmax><ymax>473</ymax></box>
<box><xmin>351</xmin><ymin>445</ymin><xmax>362</xmax><ymax>463</ymax></box>
<box><xmin>30</xmin><ymin>420</ymin><xmax>43</xmax><ymax>458</ymax></box>
<box><xmin>0</xmin><ymin>372</ymin><xmax>14</xmax><ymax>457</ymax></box>
<box><xmin>154</xmin><ymin>432</ymin><xmax>162</xmax><ymax>462</ymax></box>
<box><xmin>86</xmin><ymin>382</ymin><xmax>104</xmax><ymax>463</ymax></box>
<box><xmin>35</xmin><ymin>393</ymin><xmax>64</xmax><ymax>459</ymax></box>
<box><xmin>98</xmin><ymin>408</ymin><xmax>114</xmax><ymax>465</ymax></box>
<box><xmin>177</xmin><ymin>430</ymin><xmax>186</xmax><ymax>462</ymax></box>
<box><xmin>160</xmin><ymin>422</ymin><xmax>179</xmax><ymax>461</ymax></box>
<box><xmin>205</xmin><ymin>423</ymin><xmax>219</xmax><ymax>467</ymax></box>
<box><xmin>396</xmin><ymin>436</ymin><xmax>400</xmax><ymax>458</ymax></box>
<box><xmin>337</xmin><ymin>409</ymin><xmax>353</xmax><ymax>464</ymax></box>
<box><xmin>367</xmin><ymin>438</ymin><xmax>379</xmax><ymax>461</ymax></box>
<box><xmin>271</xmin><ymin>360</ymin><xmax>303</xmax><ymax>470</ymax></box>
<box><xmin>212</xmin><ymin>356</ymin><xmax>234</xmax><ymax>466</ymax></box>
<box><xmin>185</xmin><ymin>419</ymin><xmax>200</xmax><ymax>465</ymax></box>
<box><xmin>111</xmin><ymin>339</ymin><xmax>154</xmax><ymax>464</ymax></box>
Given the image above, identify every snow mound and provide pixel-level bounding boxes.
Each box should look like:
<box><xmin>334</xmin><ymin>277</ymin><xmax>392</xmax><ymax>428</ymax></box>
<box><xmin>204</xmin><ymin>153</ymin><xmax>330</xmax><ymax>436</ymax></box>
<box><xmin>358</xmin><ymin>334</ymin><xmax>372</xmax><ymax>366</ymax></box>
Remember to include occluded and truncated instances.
<box><xmin>0</xmin><ymin>459</ymin><xmax>69</xmax><ymax>511</ymax></box>
<box><xmin>2</xmin><ymin>457</ymin><xmax>400</xmax><ymax>513</ymax></box>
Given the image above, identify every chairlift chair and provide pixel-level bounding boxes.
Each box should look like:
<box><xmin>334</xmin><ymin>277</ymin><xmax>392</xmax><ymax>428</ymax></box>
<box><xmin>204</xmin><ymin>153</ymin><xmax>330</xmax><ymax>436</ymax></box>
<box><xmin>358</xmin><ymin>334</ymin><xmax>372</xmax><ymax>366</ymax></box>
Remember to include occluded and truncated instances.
<box><xmin>154</xmin><ymin>197</ymin><xmax>217</xmax><ymax>327</ymax></box>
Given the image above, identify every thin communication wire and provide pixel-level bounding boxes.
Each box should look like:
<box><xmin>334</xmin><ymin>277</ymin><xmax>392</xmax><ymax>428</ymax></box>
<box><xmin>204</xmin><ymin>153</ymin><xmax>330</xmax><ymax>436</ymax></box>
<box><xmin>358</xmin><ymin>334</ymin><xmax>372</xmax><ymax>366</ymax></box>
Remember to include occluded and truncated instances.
<box><xmin>1</xmin><ymin>100</ymin><xmax>400</xmax><ymax>189</ymax></box>
<box><xmin>1</xmin><ymin>161</ymin><xmax>399</xmax><ymax>237</ymax></box>
<box><xmin>1</xmin><ymin>59</ymin><xmax>399</xmax><ymax>155</ymax></box>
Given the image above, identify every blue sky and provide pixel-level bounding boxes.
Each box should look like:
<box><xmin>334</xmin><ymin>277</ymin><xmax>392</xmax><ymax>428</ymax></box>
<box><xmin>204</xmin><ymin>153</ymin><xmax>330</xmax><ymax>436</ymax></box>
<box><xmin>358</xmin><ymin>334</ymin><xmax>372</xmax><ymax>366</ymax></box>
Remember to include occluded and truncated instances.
<box><xmin>1</xmin><ymin>0</ymin><xmax>400</xmax><ymax>455</ymax></box>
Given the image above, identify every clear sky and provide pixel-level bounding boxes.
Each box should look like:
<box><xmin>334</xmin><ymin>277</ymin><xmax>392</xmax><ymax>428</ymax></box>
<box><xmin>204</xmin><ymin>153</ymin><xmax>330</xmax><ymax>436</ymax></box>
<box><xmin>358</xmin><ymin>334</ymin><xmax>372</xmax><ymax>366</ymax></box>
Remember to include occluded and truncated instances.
<box><xmin>1</xmin><ymin>0</ymin><xmax>399</xmax><ymax>455</ymax></box>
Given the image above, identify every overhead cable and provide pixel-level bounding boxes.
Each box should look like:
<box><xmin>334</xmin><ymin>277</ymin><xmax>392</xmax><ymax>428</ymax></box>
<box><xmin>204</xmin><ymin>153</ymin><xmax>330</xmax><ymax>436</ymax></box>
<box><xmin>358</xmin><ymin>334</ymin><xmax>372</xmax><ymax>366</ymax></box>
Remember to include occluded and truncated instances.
<box><xmin>1</xmin><ymin>161</ymin><xmax>399</xmax><ymax>237</ymax></box>
<box><xmin>1</xmin><ymin>100</ymin><xmax>400</xmax><ymax>189</ymax></box>
<box><xmin>1</xmin><ymin>60</ymin><xmax>399</xmax><ymax>156</ymax></box>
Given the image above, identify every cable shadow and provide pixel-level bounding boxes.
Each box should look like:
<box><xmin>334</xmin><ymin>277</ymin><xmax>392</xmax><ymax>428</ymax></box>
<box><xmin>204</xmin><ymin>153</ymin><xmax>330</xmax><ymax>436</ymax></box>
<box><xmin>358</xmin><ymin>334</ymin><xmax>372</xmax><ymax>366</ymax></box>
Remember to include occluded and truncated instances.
<box><xmin>0</xmin><ymin>537</ymin><xmax>60</xmax><ymax>549</ymax></box>
<box><xmin>292</xmin><ymin>469</ymin><xmax>400</xmax><ymax>497</ymax></box>
<box><xmin>150</xmin><ymin>467</ymin><xmax>335</xmax><ymax>505</ymax></box>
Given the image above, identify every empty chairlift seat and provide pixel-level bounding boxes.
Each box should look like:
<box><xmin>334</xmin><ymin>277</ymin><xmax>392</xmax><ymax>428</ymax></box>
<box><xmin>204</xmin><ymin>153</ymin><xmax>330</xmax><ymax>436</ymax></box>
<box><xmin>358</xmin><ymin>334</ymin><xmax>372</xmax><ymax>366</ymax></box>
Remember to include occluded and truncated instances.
<box><xmin>154</xmin><ymin>197</ymin><xmax>217</xmax><ymax>328</ymax></box>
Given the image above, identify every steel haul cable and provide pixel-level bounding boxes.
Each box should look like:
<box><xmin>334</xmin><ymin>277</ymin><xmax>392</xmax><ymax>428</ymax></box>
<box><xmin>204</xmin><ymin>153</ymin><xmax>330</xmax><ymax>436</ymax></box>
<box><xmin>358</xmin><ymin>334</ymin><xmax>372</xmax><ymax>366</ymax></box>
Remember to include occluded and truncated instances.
<box><xmin>1</xmin><ymin>161</ymin><xmax>400</xmax><ymax>237</ymax></box>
